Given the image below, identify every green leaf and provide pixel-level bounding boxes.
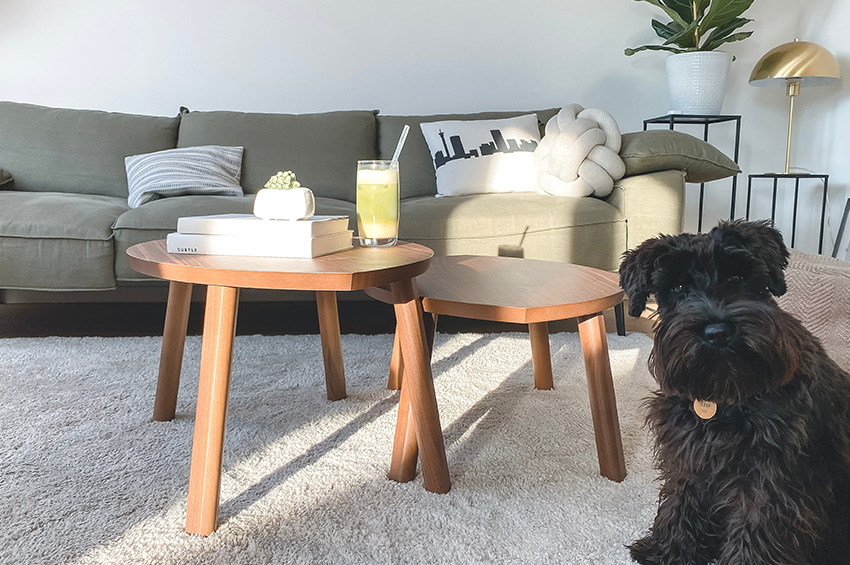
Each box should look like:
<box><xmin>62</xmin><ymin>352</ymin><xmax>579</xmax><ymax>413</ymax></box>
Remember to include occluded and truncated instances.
<box><xmin>699</xmin><ymin>17</ymin><xmax>752</xmax><ymax>50</ymax></box>
<box><xmin>701</xmin><ymin>30</ymin><xmax>753</xmax><ymax>51</ymax></box>
<box><xmin>652</xmin><ymin>18</ymin><xmax>682</xmax><ymax>40</ymax></box>
<box><xmin>662</xmin><ymin>0</ymin><xmax>695</xmax><ymax>23</ymax></box>
<box><xmin>665</xmin><ymin>0</ymin><xmax>710</xmax><ymax>22</ymax></box>
<box><xmin>625</xmin><ymin>44</ymin><xmax>693</xmax><ymax>56</ymax></box>
<box><xmin>699</xmin><ymin>0</ymin><xmax>754</xmax><ymax>36</ymax></box>
<box><xmin>626</xmin><ymin>0</ymin><xmax>754</xmax><ymax>57</ymax></box>
<box><xmin>633</xmin><ymin>0</ymin><xmax>689</xmax><ymax>28</ymax></box>
<box><xmin>664</xmin><ymin>18</ymin><xmax>700</xmax><ymax>48</ymax></box>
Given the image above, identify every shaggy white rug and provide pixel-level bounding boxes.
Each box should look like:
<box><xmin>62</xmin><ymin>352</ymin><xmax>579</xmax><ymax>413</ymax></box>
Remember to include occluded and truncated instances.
<box><xmin>1</xmin><ymin>331</ymin><xmax>661</xmax><ymax>564</ymax></box>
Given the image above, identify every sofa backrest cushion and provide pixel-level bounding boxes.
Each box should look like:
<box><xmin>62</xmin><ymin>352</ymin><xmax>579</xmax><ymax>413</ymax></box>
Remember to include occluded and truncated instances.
<box><xmin>377</xmin><ymin>109</ymin><xmax>559</xmax><ymax>200</ymax></box>
<box><xmin>0</xmin><ymin>101</ymin><xmax>179</xmax><ymax>197</ymax></box>
<box><xmin>177</xmin><ymin>109</ymin><xmax>378</xmax><ymax>202</ymax></box>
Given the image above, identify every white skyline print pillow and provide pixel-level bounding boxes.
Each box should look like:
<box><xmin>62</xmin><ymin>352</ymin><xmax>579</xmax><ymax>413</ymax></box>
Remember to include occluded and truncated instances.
<box><xmin>419</xmin><ymin>114</ymin><xmax>540</xmax><ymax>196</ymax></box>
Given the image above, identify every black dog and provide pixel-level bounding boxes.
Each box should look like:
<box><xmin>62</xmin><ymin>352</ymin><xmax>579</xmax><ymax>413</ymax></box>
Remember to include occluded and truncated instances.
<box><xmin>619</xmin><ymin>220</ymin><xmax>850</xmax><ymax>564</ymax></box>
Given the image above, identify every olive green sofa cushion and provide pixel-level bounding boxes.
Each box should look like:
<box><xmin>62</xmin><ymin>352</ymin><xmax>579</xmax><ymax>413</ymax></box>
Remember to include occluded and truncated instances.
<box><xmin>176</xmin><ymin>110</ymin><xmax>378</xmax><ymax>202</ymax></box>
<box><xmin>0</xmin><ymin>191</ymin><xmax>128</xmax><ymax>290</ymax></box>
<box><xmin>0</xmin><ymin>101</ymin><xmax>179</xmax><ymax>198</ymax></box>
<box><xmin>620</xmin><ymin>130</ymin><xmax>740</xmax><ymax>183</ymax></box>
<box><xmin>398</xmin><ymin>191</ymin><xmax>625</xmax><ymax>271</ymax></box>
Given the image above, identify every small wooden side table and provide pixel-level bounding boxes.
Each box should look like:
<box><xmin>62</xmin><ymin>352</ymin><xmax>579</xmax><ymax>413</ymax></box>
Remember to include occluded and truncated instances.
<box><xmin>127</xmin><ymin>239</ymin><xmax>450</xmax><ymax>536</ymax></box>
<box><xmin>366</xmin><ymin>255</ymin><xmax>627</xmax><ymax>482</ymax></box>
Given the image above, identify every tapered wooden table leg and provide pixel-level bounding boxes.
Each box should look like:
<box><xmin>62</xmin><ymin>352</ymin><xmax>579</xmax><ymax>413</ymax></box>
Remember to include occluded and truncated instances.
<box><xmin>389</xmin><ymin>280</ymin><xmax>450</xmax><ymax>493</ymax></box>
<box><xmin>316</xmin><ymin>291</ymin><xmax>346</xmax><ymax>401</ymax></box>
<box><xmin>387</xmin><ymin>311</ymin><xmax>436</xmax><ymax>391</ymax></box>
<box><xmin>387</xmin><ymin>327</ymin><xmax>403</xmax><ymax>391</ymax></box>
<box><xmin>388</xmin><ymin>375</ymin><xmax>418</xmax><ymax>482</ymax></box>
<box><xmin>153</xmin><ymin>281</ymin><xmax>193</xmax><ymax>421</ymax></box>
<box><xmin>186</xmin><ymin>285</ymin><xmax>240</xmax><ymax>536</ymax></box>
<box><xmin>423</xmin><ymin>313</ymin><xmax>437</xmax><ymax>355</ymax></box>
<box><xmin>528</xmin><ymin>321</ymin><xmax>554</xmax><ymax>390</ymax></box>
<box><xmin>577</xmin><ymin>312</ymin><xmax>626</xmax><ymax>482</ymax></box>
<box><xmin>387</xmin><ymin>311</ymin><xmax>437</xmax><ymax>479</ymax></box>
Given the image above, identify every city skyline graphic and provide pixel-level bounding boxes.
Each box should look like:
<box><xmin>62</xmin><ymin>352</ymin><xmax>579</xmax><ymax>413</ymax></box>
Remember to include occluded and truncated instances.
<box><xmin>432</xmin><ymin>129</ymin><xmax>538</xmax><ymax>170</ymax></box>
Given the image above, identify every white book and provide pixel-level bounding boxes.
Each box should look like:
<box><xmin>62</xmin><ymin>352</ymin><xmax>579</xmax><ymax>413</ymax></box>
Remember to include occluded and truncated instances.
<box><xmin>176</xmin><ymin>213</ymin><xmax>350</xmax><ymax>238</ymax></box>
<box><xmin>166</xmin><ymin>230</ymin><xmax>353</xmax><ymax>258</ymax></box>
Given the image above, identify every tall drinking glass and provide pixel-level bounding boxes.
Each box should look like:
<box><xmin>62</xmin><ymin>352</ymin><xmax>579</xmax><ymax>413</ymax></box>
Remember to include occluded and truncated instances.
<box><xmin>356</xmin><ymin>160</ymin><xmax>399</xmax><ymax>247</ymax></box>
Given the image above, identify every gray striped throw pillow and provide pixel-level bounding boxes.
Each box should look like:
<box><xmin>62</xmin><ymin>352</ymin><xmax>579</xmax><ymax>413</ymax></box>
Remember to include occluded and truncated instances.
<box><xmin>125</xmin><ymin>145</ymin><xmax>245</xmax><ymax>208</ymax></box>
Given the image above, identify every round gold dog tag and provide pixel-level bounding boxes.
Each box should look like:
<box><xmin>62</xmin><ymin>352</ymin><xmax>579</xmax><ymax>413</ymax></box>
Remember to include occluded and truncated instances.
<box><xmin>693</xmin><ymin>399</ymin><xmax>717</xmax><ymax>420</ymax></box>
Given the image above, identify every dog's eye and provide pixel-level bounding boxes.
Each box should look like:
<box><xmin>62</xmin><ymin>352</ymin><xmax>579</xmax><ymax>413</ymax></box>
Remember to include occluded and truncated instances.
<box><xmin>672</xmin><ymin>284</ymin><xmax>685</xmax><ymax>294</ymax></box>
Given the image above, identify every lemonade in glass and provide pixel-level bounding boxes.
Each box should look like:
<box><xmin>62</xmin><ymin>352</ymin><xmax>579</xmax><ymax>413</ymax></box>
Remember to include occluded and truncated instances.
<box><xmin>356</xmin><ymin>160</ymin><xmax>399</xmax><ymax>247</ymax></box>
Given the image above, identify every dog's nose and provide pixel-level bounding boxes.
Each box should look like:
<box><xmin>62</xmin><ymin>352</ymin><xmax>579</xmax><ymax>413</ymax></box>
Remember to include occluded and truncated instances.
<box><xmin>703</xmin><ymin>322</ymin><xmax>732</xmax><ymax>345</ymax></box>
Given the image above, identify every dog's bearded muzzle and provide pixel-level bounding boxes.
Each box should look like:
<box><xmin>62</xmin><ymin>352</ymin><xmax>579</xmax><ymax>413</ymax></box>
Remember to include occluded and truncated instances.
<box><xmin>650</xmin><ymin>297</ymin><xmax>800</xmax><ymax>404</ymax></box>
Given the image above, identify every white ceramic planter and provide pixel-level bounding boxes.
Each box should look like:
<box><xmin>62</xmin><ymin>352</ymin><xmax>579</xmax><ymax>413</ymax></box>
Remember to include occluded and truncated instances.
<box><xmin>253</xmin><ymin>187</ymin><xmax>315</xmax><ymax>220</ymax></box>
<box><xmin>666</xmin><ymin>51</ymin><xmax>733</xmax><ymax>115</ymax></box>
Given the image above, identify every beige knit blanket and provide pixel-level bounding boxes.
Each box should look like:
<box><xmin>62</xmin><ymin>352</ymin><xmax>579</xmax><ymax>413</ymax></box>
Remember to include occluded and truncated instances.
<box><xmin>778</xmin><ymin>249</ymin><xmax>850</xmax><ymax>372</ymax></box>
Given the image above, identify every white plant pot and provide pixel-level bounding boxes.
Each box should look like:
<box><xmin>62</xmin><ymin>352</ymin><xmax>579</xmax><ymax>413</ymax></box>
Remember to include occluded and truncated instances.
<box><xmin>666</xmin><ymin>51</ymin><xmax>733</xmax><ymax>115</ymax></box>
<box><xmin>253</xmin><ymin>187</ymin><xmax>315</xmax><ymax>221</ymax></box>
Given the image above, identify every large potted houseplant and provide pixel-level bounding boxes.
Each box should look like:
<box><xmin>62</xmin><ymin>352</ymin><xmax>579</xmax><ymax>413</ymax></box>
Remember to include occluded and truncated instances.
<box><xmin>625</xmin><ymin>0</ymin><xmax>755</xmax><ymax>114</ymax></box>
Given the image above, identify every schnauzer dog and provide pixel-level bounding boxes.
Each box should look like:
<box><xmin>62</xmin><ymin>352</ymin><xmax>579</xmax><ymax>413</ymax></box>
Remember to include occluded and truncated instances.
<box><xmin>619</xmin><ymin>220</ymin><xmax>850</xmax><ymax>564</ymax></box>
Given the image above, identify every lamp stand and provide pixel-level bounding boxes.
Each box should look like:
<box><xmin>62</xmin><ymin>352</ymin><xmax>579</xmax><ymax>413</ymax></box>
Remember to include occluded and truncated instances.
<box><xmin>784</xmin><ymin>79</ymin><xmax>801</xmax><ymax>174</ymax></box>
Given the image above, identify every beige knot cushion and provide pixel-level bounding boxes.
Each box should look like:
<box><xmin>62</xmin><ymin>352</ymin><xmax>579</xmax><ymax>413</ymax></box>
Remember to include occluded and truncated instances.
<box><xmin>533</xmin><ymin>104</ymin><xmax>626</xmax><ymax>198</ymax></box>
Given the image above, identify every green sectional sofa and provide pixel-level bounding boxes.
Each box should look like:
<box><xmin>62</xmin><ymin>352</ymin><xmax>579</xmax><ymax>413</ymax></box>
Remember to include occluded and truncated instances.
<box><xmin>0</xmin><ymin>101</ymin><xmax>733</xmax><ymax>304</ymax></box>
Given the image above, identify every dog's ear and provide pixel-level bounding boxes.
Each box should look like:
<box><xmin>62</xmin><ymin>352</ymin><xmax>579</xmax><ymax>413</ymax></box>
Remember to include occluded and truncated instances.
<box><xmin>619</xmin><ymin>235</ymin><xmax>675</xmax><ymax>317</ymax></box>
<box><xmin>712</xmin><ymin>219</ymin><xmax>790</xmax><ymax>296</ymax></box>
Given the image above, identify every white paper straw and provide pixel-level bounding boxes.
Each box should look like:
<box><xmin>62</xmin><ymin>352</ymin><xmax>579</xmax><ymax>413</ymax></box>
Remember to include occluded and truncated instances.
<box><xmin>390</xmin><ymin>124</ymin><xmax>410</xmax><ymax>165</ymax></box>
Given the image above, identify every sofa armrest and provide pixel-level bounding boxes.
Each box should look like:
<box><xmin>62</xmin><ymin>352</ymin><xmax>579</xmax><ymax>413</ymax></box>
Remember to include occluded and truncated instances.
<box><xmin>605</xmin><ymin>169</ymin><xmax>685</xmax><ymax>250</ymax></box>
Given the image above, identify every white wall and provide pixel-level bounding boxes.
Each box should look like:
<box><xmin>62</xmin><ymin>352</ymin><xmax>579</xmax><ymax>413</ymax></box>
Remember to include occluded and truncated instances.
<box><xmin>0</xmin><ymin>0</ymin><xmax>847</xmax><ymax>256</ymax></box>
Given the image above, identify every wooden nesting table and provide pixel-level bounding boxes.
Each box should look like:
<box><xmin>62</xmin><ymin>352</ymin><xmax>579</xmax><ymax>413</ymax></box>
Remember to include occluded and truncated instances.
<box><xmin>127</xmin><ymin>239</ymin><xmax>450</xmax><ymax>536</ymax></box>
<box><xmin>366</xmin><ymin>255</ymin><xmax>627</xmax><ymax>482</ymax></box>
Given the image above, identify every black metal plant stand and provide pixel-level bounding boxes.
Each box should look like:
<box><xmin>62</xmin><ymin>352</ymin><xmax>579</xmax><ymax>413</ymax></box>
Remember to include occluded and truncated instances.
<box><xmin>746</xmin><ymin>173</ymin><xmax>829</xmax><ymax>254</ymax></box>
<box><xmin>643</xmin><ymin>114</ymin><xmax>742</xmax><ymax>232</ymax></box>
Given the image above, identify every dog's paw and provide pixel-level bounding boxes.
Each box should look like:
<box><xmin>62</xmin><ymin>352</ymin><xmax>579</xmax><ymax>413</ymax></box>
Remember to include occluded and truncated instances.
<box><xmin>628</xmin><ymin>537</ymin><xmax>663</xmax><ymax>564</ymax></box>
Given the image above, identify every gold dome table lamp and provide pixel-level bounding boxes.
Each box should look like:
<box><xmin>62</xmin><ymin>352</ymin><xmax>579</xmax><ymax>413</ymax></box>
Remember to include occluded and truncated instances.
<box><xmin>749</xmin><ymin>39</ymin><xmax>841</xmax><ymax>174</ymax></box>
<box><xmin>747</xmin><ymin>40</ymin><xmax>841</xmax><ymax>255</ymax></box>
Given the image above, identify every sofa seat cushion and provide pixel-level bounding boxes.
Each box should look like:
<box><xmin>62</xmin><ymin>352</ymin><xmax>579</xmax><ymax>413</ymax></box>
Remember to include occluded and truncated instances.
<box><xmin>0</xmin><ymin>191</ymin><xmax>129</xmax><ymax>290</ymax></box>
<box><xmin>0</xmin><ymin>101</ymin><xmax>179</xmax><ymax>198</ymax></box>
<box><xmin>399</xmin><ymin>193</ymin><xmax>626</xmax><ymax>271</ymax></box>
<box><xmin>177</xmin><ymin>110</ymin><xmax>377</xmax><ymax>201</ymax></box>
<box><xmin>113</xmin><ymin>195</ymin><xmax>356</xmax><ymax>280</ymax></box>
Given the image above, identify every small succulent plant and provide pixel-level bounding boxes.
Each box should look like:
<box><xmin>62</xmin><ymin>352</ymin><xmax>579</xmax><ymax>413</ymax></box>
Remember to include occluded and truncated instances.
<box><xmin>264</xmin><ymin>170</ymin><xmax>301</xmax><ymax>190</ymax></box>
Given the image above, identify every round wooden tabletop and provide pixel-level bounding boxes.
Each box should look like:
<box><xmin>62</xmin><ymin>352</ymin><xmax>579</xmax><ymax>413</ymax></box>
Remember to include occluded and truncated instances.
<box><xmin>367</xmin><ymin>255</ymin><xmax>624</xmax><ymax>324</ymax></box>
<box><xmin>126</xmin><ymin>239</ymin><xmax>434</xmax><ymax>291</ymax></box>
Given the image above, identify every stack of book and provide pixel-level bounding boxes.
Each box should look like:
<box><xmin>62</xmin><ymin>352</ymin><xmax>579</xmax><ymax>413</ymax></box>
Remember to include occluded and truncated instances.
<box><xmin>166</xmin><ymin>214</ymin><xmax>353</xmax><ymax>258</ymax></box>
